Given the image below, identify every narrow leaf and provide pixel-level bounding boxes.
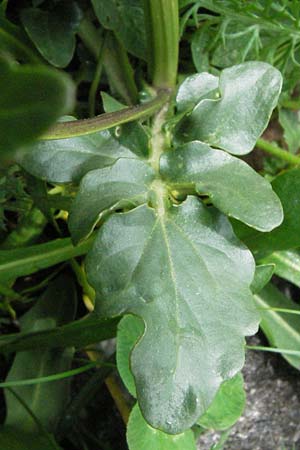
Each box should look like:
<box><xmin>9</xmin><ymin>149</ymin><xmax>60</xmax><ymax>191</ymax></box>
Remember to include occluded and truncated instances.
<box><xmin>262</xmin><ymin>250</ymin><xmax>300</xmax><ymax>287</ymax></box>
<box><xmin>160</xmin><ymin>141</ymin><xmax>283</xmax><ymax>231</ymax></box>
<box><xmin>254</xmin><ymin>284</ymin><xmax>300</xmax><ymax>370</ymax></box>
<box><xmin>0</xmin><ymin>315</ymin><xmax>119</xmax><ymax>354</ymax></box>
<box><xmin>175</xmin><ymin>62</ymin><xmax>282</xmax><ymax>155</ymax></box>
<box><xmin>86</xmin><ymin>197</ymin><xmax>259</xmax><ymax>433</ymax></box>
<box><xmin>250</xmin><ymin>264</ymin><xmax>275</xmax><ymax>294</ymax></box>
<box><xmin>4</xmin><ymin>276</ymin><xmax>77</xmax><ymax>432</ymax></box>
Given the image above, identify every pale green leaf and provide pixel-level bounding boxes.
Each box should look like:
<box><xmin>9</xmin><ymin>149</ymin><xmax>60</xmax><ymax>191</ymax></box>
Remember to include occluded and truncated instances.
<box><xmin>69</xmin><ymin>158</ymin><xmax>155</xmax><ymax>243</ymax></box>
<box><xmin>175</xmin><ymin>62</ymin><xmax>282</xmax><ymax>155</ymax></box>
<box><xmin>86</xmin><ymin>197</ymin><xmax>259</xmax><ymax>433</ymax></box>
<box><xmin>198</xmin><ymin>373</ymin><xmax>245</xmax><ymax>430</ymax></box>
<box><xmin>127</xmin><ymin>404</ymin><xmax>197</xmax><ymax>450</ymax></box>
<box><xmin>176</xmin><ymin>72</ymin><xmax>218</xmax><ymax>112</ymax></box>
<box><xmin>117</xmin><ymin>315</ymin><xmax>144</xmax><ymax>397</ymax></box>
<box><xmin>160</xmin><ymin>141</ymin><xmax>283</xmax><ymax>231</ymax></box>
<box><xmin>262</xmin><ymin>250</ymin><xmax>300</xmax><ymax>287</ymax></box>
<box><xmin>278</xmin><ymin>109</ymin><xmax>300</xmax><ymax>154</ymax></box>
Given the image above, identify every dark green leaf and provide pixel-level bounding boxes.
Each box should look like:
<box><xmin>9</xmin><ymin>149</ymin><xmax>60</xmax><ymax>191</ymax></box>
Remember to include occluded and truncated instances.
<box><xmin>175</xmin><ymin>62</ymin><xmax>282</xmax><ymax>155</ymax></box>
<box><xmin>21</xmin><ymin>2</ymin><xmax>82</xmax><ymax>68</ymax></box>
<box><xmin>86</xmin><ymin>197</ymin><xmax>259</xmax><ymax>433</ymax></box>
<box><xmin>0</xmin><ymin>60</ymin><xmax>75</xmax><ymax>154</ymax></box>
<box><xmin>69</xmin><ymin>158</ymin><xmax>155</xmax><ymax>243</ymax></box>
<box><xmin>0</xmin><ymin>315</ymin><xmax>119</xmax><ymax>354</ymax></box>
<box><xmin>4</xmin><ymin>276</ymin><xmax>77</xmax><ymax>432</ymax></box>
<box><xmin>20</xmin><ymin>117</ymin><xmax>136</xmax><ymax>184</ymax></box>
<box><xmin>91</xmin><ymin>0</ymin><xmax>146</xmax><ymax>60</ymax></box>
<box><xmin>160</xmin><ymin>141</ymin><xmax>283</xmax><ymax>231</ymax></box>
<box><xmin>0</xmin><ymin>236</ymin><xmax>94</xmax><ymax>282</ymax></box>
<box><xmin>0</xmin><ymin>427</ymin><xmax>62</xmax><ymax>450</ymax></box>
<box><xmin>278</xmin><ymin>109</ymin><xmax>300</xmax><ymax>154</ymax></box>
<box><xmin>198</xmin><ymin>373</ymin><xmax>245</xmax><ymax>430</ymax></box>
<box><xmin>250</xmin><ymin>264</ymin><xmax>275</xmax><ymax>294</ymax></box>
<box><xmin>127</xmin><ymin>404</ymin><xmax>196</xmax><ymax>450</ymax></box>
<box><xmin>235</xmin><ymin>168</ymin><xmax>300</xmax><ymax>255</ymax></box>
<box><xmin>255</xmin><ymin>284</ymin><xmax>300</xmax><ymax>369</ymax></box>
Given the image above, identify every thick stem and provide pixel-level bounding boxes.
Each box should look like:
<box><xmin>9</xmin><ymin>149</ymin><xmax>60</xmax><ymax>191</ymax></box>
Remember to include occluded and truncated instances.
<box><xmin>42</xmin><ymin>89</ymin><xmax>170</xmax><ymax>140</ymax></box>
<box><xmin>143</xmin><ymin>0</ymin><xmax>179</xmax><ymax>89</ymax></box>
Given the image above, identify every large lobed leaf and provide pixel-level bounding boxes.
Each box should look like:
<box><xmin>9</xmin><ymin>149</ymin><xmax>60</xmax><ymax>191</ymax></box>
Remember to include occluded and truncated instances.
<box><xmin>86</xmin><ymin>197</ymin><xmax>259</xmax><ymax>433</ymax></box>
<box><xmin>175</xmin><ymin>62</ymin><xmax>282</xmax><ymax>155</ymax></box>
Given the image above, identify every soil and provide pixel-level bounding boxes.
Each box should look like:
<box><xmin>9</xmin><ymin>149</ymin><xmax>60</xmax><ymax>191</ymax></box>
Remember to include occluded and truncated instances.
<box><xmin>197</xmin><ymin>334</ymin><xmax>300</xmax><ymax>450</ymax></box>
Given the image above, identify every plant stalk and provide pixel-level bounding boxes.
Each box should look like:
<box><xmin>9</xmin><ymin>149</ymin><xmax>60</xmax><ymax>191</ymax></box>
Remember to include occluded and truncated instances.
<box><xmin>256</xmin><ymin>138</ymin><xmax>300</xmax><ymax>165</ymax></box>
<box><xmin>42</xmin><ymin>89</ymin><xmax>170</xmax><ymax>140</ymax></box>
<box><xmin>143</xmin><ymin>0</ymin><xmax>179</xmax><ymax>89</ymax></box>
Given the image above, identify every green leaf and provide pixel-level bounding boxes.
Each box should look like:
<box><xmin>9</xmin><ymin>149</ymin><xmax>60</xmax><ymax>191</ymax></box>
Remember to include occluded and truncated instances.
<box><xmin>160</xmin><ymin>141</ymin><xmax>283</xmax><ymax>231</ymax></box>
<box><xmin>262</xmin><ymin>250</ymin><xmax>300</xmax><ymax>287</ymax></box>
<box><xmin>0</xmin><ymin>427</ymin><xmax>62</xmax><ymax>450</ymax></box>
<box><xmin>0</xmin><ymin>315</ymin><xmax>119</xmax><ymax>354</ymax></box>
<box><xmin>4</xmin><ymin>275</ymin><xmax>77</xmax><ymax>432</ymax></box>
<box><xmin>117</xmin><ymin>315</ymin><xmax>144</xmax><ymax>397</ymax></box>
<box><xmin>198</xmin><ymin>373</ymin><xmax>245</xmax><ymax>430</ymax></box>
<box><xmin>0</xmin><ymin>60</ymin><xmax>75</xmax><ymax>154</ymax></box>
<box><xmin>101</xmin><ymin>92</ymin><xmax>150</xmax><ymax>158</ymax></box>
<box><xmin>69</xmin><ymin>158</ymin><xmax>155</xmax><ymax>243</ymax></box>
<box><xmin>20</xmin><ymin>117</ymin><xmax>136</xmax><ymax>184</ymax></box>
<box><xmin>176</xmin><ymin>73</ymin><xmax>218</xmax><ymax>112</ymax></box>
<box><xmin>0</xmin><ymin>236</ymin><xmax>94</xmax><ymax>283</ymax></box>
<box><xmin>278</xmin><ymin>109</ymin><xmax>300</xmax><ymax>154</ymax></box>
<box><xmin>175</xmin><ymin>62</ymin><xmax>282</xmax><ymax>155</ymax></box>
<box><xmin>21</xmin><ymin>2</ymin><xmax>82</xmax><ymax>68</ymax></box>
<box><xmin>254</xmin><ymin>284</ymin><xmax>300</xmax><ymax>370</ymax></box>
<box><xmin>234</xmin><ymin>168</ymin><xmax>300</xmax><ymax>255</ymax></box>
<box><xmin>91</xmin><ymin>0</ymin><xmax>146</xmax><ymax>60</ymax></box>
<box><xmin>250</xmin><ymin>264</ymin><xmax>275</xmax><ymax>294</ymax></box>
<box><xmin>86</xmin><ymin>197</ymin><xmax>259</xmax><ymax>433</ymax></box>
<box><xmin>127</xmin><ymin>404</ymin><xmax>197</xmax><ymax>450</ymax></box>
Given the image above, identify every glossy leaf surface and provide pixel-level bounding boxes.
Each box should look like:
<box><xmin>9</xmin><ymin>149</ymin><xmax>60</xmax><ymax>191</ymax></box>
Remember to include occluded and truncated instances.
<box><xmin>86</xmin><ymin>197</ymin><xmax>259</xmax><ymax>433</ymax></box>
<box><xmin>69</xmin><ymin>158</ymin><xmax>155</xmax><ymax>243</ymax></box>
<box><xmin>250</xmin><ymin>264</ymin><xmax>275</xmax><ymax>294</ymax></box>
<box><xmin>5</xmin><ymin>276</ymin><xmax>77</xmax><ymax>432</ymax></box>
<box><xmin>175</xmin><ymin>62</ymin><xmax>282</xmax><ymax>155</ymax></box>
<box><xmin>0</xmin><ymin>60</ymin><xmax>74</xmax><ymax>153</ymax></box>
<box><xmin>255</xmin><ymin>284</ymin><xmax>300</xmax><ymax>369</ymax></box>
<box><xmin>198</xmin><ymin>373</ymin><xmax>245</xmax><ymax>430</ymax></box>
<box><xmin>21</xmin><ymin>2</ymin><xmax>81</xmax><ymax>67</ymax></box>
<box><xmin>160</xmin><ymin>141</ymin><xmax>283</xmax><ymax>231</ymax></box>
<box><xmin>20</xmin><ymin>118</ymin><xmax>135</xmax><ymax>184</ymax></box>
<box><xmin>176</xmin><ymin>72</ymin><xmax>218</xmax><ymax>112</ymax></box>
<box><xmin>127</xmin><ymin>404</ymin><xmax>196</xmax><ymax>450</ymax></box>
